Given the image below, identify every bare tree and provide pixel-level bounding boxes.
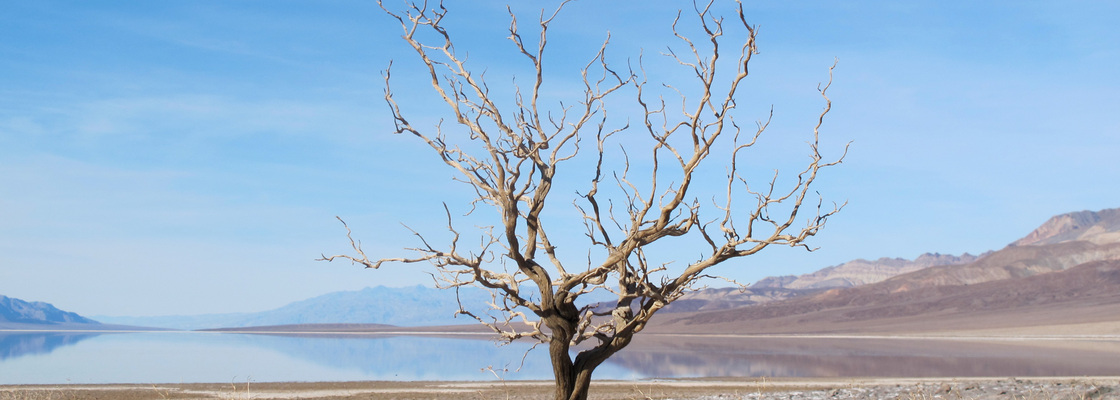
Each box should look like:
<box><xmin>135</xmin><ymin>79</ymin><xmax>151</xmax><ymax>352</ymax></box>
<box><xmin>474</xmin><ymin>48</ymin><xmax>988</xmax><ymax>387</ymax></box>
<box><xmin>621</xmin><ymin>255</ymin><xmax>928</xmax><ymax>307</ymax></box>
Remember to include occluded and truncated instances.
<box><xmin>321</xmin><ymin>1</ymin><xmax>846</xmax><ymax>399</ymax></box>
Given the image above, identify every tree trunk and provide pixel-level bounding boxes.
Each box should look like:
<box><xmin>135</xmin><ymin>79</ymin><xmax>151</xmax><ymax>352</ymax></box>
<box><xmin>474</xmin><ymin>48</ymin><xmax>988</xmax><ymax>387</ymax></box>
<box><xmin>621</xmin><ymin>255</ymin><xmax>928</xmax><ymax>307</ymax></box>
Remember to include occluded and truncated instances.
<box><xmin>549</xmin><ymin>336</ymin><xmax>627</xmax><ymax>400</ymax></box>
<box><xmin>549</xmin><ymin>336</ymin><xmax>577</xmax><ymax>400</ymax></box>
<box><xmin>551</xmin><ymin>357</ymin><xmax>598</xmax><ymax>400</ymax></box>
<box><xmin>565</xmin><ymin>366</ymin><xmax>597</xmax><ymax>400</ymax></box>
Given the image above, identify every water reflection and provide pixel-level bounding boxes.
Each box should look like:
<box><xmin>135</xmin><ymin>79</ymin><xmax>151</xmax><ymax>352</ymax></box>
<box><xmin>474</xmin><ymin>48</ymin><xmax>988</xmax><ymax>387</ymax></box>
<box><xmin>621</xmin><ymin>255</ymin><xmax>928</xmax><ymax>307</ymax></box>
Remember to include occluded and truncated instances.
<box><xmin>1</xmin><ymin>331</ymin><xmax>1119</xmax><ymax>384</ymax></box>
<box><xmin>0</xmin><ymin>332</ymin><xmax>565</xmax><ymax>384</ymax></box>
<box><xmin>214</xmin><ymin>333</ymin><xmax>561</xmax><ymax>380</ymax></box>
<box><xmin>613</xmin><ymin>335</ymin><xmax>1120</xmax><ymax>378</ymax></box>
<box><xmin>0</xmin><ymin>332</ymin><xmax>100</xmax><ymax>360</ymax></box>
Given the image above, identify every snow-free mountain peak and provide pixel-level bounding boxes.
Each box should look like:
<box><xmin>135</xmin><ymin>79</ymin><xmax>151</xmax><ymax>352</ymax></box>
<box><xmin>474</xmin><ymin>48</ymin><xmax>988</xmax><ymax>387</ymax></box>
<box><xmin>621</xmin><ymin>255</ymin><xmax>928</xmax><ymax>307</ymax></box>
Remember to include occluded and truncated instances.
<box><xmin>1012</xmin><ymin>207</ymin><xmax>1120</xmax><ymax>247</ymax></box>
<box><xmin>0</xmin><ymin>295</ymin><xmax>98</xmax><ymax>325</ymax></box>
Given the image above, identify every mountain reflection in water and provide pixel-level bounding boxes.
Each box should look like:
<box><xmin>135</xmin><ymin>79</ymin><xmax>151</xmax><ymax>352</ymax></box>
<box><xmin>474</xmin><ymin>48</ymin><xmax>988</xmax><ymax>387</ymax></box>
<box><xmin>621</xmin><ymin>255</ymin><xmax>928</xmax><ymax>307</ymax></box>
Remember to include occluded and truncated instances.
<box><xmin>1</xmin><ymin>331</ymin><xmax>1119</xmax><ymax>384</ymax></box>
<box><xmin>0</xmin><ymin>332</ymin><xmax>99</xmax><ymax>361</ymax></box>
<box><xmin>614</xmin><ymin>334</ymin><xmax>1120</xmax><ymax>378</ymax></box>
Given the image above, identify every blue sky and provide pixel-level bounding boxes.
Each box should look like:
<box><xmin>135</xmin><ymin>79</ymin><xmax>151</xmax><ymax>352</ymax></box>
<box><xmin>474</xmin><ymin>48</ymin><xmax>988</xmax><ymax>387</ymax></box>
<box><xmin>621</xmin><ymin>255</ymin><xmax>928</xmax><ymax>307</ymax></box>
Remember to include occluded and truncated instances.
<box><xmin>2</xmin><ymin>1</ymin><xmax>1117</xmax><ymax>317</ymax></box>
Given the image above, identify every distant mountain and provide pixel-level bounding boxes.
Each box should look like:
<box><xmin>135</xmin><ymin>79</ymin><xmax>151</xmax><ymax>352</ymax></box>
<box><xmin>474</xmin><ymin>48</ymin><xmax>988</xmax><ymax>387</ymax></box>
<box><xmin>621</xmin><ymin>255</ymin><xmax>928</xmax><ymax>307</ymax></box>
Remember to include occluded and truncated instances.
<box><xmin>651</xmin><ymin>207</ymin><xmax>1120</xmax><ymax>334</ymax></box>
<box><xmin>663</xmin><ymin>252</ymin><xmax>983</xmax><ymax>313</ymax></box>
<box><xmin>0</xmin><ymin>295</ymin><xmax>98</xmax><ymax>325</ymax></box>
<box><xmin>97</xmin><ymin>285</ymin><xmax>519</xmax><ymax>330</ymax></box>
<box><xmin>660</xmin><ymin>287</ymin><xmax>818</xmax><ymax>313</ymax></box>
<box><xmin>653</xmin><ymin>257</ymin><xmax>1120</xmax><ymax>334</ymax></box>
<box><xmin>1012</xmin><ymin>208</ymin><xmax>1120</xmax><ymax>246</ymax></box>
<box><xmin>752</xmin><ymin>252</ymin><xmax>985</xmax><ymax>290</ymax></box>
<box><xmin>857</xmin><ymin>208</ymin><xmax>1120</xmax><ymax>291</ymax></box>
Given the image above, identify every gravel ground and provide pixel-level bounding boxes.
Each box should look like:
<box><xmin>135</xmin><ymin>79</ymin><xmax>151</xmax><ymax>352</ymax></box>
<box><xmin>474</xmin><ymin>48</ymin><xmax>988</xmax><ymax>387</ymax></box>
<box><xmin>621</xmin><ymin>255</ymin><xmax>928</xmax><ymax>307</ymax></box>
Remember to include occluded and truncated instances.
<box><xmin>1</xmin><ymin>378</ymin><xmax>1118</xmax><ymax>400</ymax></box>
<box><xmin>716</xmin><ymin>379</ymin><xmax>1120</xmax><ymax>400</ymax></box>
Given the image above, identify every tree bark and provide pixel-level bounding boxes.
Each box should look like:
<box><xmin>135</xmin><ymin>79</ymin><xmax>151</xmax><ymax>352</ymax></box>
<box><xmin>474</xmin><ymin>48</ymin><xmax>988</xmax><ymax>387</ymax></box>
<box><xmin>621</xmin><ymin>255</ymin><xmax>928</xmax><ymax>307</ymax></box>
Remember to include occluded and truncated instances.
<box><xmin>551</xmin><ymin>355</ymin><xmax>600</xmax><ymax>400</ymax></box>
<box><xmin>547</xmin><ymin>324</ymin><xmax>630</xmax><ymax>400</ymax></box>
<box><xmin>549</xmin><ymin>336</ymin><xmax>576</xmax><ymax>400</ymax></box>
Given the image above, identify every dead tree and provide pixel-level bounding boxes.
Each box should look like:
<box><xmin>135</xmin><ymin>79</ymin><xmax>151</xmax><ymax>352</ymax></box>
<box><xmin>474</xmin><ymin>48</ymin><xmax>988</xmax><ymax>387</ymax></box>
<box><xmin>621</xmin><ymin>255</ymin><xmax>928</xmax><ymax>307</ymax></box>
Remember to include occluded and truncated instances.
<box><xmin>321</xmin><ymin>1</ymin><xmax>846</xmax><ymax>399</ymax></box>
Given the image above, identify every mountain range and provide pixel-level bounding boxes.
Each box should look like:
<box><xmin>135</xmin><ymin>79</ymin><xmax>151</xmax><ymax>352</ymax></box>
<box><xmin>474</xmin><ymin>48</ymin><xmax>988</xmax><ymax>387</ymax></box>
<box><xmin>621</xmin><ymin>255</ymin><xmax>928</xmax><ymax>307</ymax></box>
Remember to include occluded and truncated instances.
<box><xmin>93</xmin><ymin>285</ymin><xmax>502</xmax><ymax>330</ymax></box>
<box><xmin>0</xmin><ymin>295</ymin><xmax>97</xmax><ymax>326</ymax></box>
<box><xmin>649</xmin><ymin>207</ymin><xmax>1120</xmax><ymax>334</ymax></box>
<box><xmin>661</xmin><ymin>252</ymin><xmax>986</xmax><ymax>313</ymax></box>
<box><xmin>9</xmin><ymin>207</ymin><xmax>1120</xmax><ymax>334</ymax></box>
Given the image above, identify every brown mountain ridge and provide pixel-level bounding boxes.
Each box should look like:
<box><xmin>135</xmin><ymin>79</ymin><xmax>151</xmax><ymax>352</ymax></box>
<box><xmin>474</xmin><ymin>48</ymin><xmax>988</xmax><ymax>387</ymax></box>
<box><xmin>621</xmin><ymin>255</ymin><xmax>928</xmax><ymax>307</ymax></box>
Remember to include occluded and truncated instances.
<box><xmin>663</xmin><ymin>252</ymin><xmax>986</xmax><ymax>313</ymax></box>
<box><xmin>649</xmin><ymin>207</ymin><xmax>1120</xmax><ymax>335</ymax></box>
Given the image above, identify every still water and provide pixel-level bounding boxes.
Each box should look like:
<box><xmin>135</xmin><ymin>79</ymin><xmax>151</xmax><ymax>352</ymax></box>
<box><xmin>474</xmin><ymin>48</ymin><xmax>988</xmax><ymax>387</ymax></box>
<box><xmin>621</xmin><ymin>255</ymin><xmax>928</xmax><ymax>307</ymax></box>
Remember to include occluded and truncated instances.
<box><xmin>2</xmin><ymin>331</ymin><xmax>1119</xmax><ymax>384</ymax></box>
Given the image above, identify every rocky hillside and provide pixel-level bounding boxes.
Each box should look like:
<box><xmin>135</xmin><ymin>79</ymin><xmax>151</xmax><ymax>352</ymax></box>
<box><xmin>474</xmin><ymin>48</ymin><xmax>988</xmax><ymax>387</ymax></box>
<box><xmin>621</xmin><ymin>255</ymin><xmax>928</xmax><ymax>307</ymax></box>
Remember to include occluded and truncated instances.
<box><xmin>654</xmin><ymin>257</ymin><xmax>1120</xmax><ymax>334</ymax></box>
<box><xmin>664</xmin><ymin>252</ymin><xmax>982</xmax><ymax>312</ymax></box>
<box><xmin>652</xmin><ymin>207</ymin><xmax>1120</xmax><ymax>334</ymax></box>
<box><xmin>0</xmin><ymin>295</ymin><xmax>98</xmax><ymax>325</ymax></box>
<box><xmin>660</xmin><ymin>286</ymin><xmax>817</xmax><ymax>313</ymax></box>
<box><xmin>867</xmin><ymin>208</ymin><xmax>1120</xmax><ymax>291</ymax></box>
<box><xmin>1012</xmin><ymin>208</ymin><xmax>1120</xmax><ymax>246</ymax></box>
<box><xmin>752</xmin><ymin>252</ymin><xmax>984</xmax><ymax>290</ymax></box>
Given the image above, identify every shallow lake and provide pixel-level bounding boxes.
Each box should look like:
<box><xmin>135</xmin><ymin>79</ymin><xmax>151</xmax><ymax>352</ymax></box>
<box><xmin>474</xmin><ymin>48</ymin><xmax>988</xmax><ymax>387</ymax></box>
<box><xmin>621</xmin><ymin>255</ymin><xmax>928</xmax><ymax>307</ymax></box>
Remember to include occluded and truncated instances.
<box><xmin>2</xmin><ymin>331</ymin><xmax>1119</xmax><ymax>384</ymax></box>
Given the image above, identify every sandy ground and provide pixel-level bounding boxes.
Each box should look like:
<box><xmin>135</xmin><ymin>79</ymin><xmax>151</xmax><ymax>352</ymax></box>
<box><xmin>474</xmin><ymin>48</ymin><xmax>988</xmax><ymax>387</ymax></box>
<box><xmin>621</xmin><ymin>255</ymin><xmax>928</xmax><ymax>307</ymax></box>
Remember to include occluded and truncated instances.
<box><xmin>3</xmin><ymin>377</ymin><xmax>1120</xmax><ymax>400</ymax></box>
